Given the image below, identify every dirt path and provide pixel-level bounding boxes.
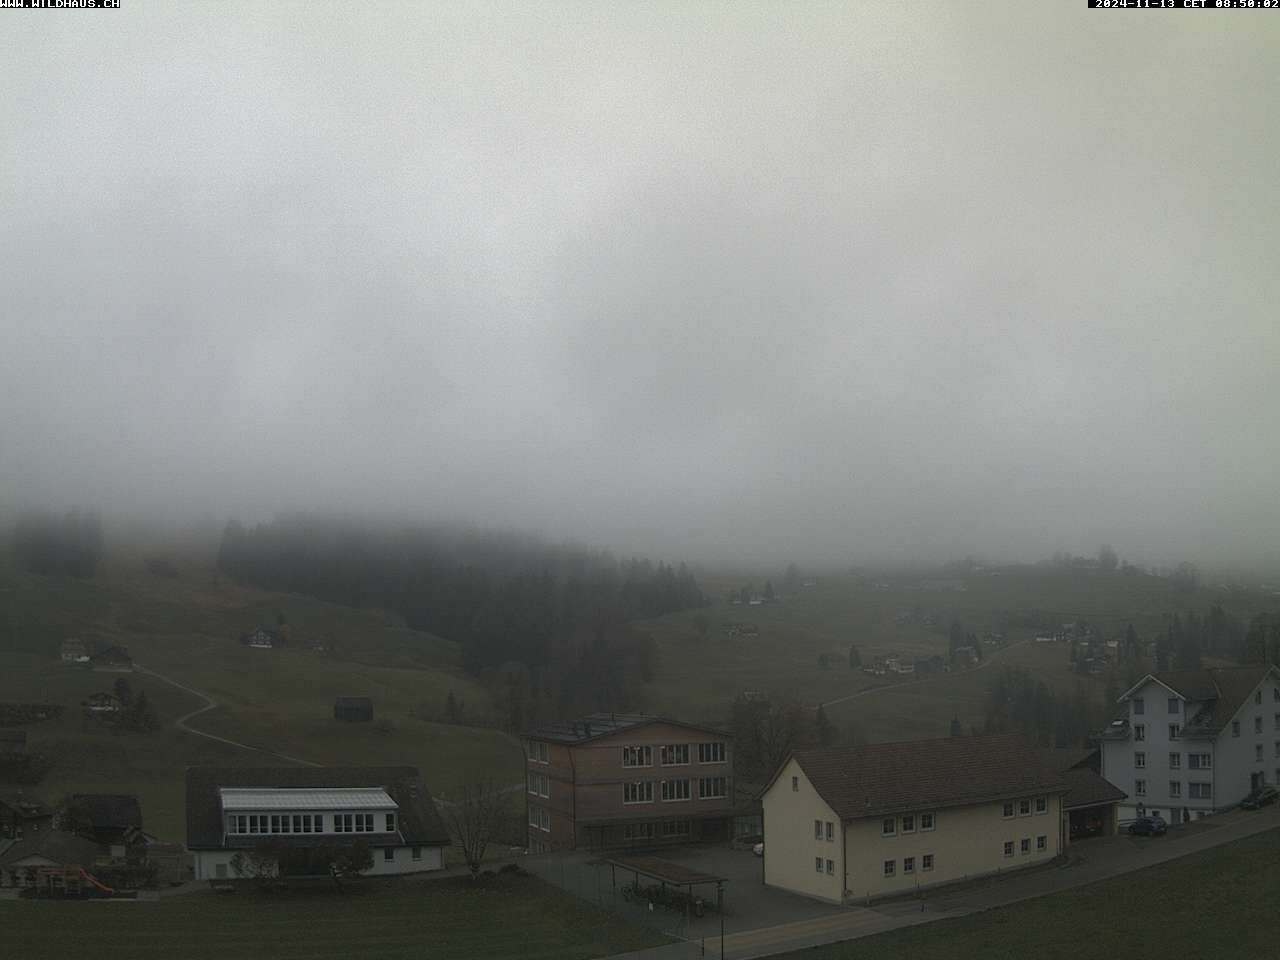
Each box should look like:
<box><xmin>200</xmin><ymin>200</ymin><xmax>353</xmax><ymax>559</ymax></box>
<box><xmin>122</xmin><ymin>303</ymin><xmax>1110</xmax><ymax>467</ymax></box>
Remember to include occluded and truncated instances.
<box><xmin>819</xmin><ymin>639</ymin><xmax>1028</xmax><ymax>709</ymax></box>
<box><xmin>135</xmin><ymin>664</ymin><xmax>321</xmax><ymax>767</ymax></box>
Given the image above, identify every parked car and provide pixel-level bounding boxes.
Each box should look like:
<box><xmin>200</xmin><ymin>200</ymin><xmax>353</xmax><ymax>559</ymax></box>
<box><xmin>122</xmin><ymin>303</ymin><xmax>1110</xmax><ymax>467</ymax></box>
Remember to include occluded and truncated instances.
<box><xmin>1127</xmin><ymin>815</ymin><xmax>1167</xmax><ymax>837</ymax></box>
<box><xmin>1240</xmin><ymin>786</ymin><xmax>1279</xmax><ymax>810</ymax></box>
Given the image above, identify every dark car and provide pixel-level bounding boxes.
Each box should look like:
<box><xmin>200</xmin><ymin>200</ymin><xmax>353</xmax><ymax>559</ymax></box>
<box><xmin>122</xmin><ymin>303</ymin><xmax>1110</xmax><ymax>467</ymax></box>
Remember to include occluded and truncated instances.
<box><xmin>1240</xmin><ymin>786</ymin><xmax>1279</xmax><ymax>810</ymax></box>
<box><xmin>1128</xmin><ymin>815</ymin><xmax>1168</xmax><ymax>836</ymax></box>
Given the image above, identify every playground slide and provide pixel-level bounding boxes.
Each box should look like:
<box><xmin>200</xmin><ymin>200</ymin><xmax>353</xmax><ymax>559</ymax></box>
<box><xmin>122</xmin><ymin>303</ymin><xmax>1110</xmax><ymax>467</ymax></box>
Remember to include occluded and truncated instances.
<box><xmin>75</xmin><ymin>868</ymin><xmax>115</xmax><ymax>896</ymax></box>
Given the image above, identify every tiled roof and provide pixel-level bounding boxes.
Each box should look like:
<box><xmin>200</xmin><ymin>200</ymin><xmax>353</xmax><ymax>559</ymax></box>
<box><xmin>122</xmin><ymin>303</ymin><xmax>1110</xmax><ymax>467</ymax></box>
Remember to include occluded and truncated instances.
<box><xmin>787</xmin><ymin>734</ymin><xmax>1067</xmax><ymax>820</ymax></box>
<box><xmin>219</xmin><ymin>788</ymin><xmax>397</xmax><ymax>811</ymax></box>
<box><xmin>185</xmin><ymin>766</ymin><xmax>449</xmax><ymax>850</ymax></box>
<box><xmin>524</xmin><ymin>713</ymin><xmax>729</xmax><ymax>745</ymax></box>
<box><xmin>1060</xmin><ymin>768</ymin><xmax>1126</xmax><ymax>809</ymax></box>
<box><xmin>0</xmin><ymin>830</ymin><xmax>104</xmax><ymax>868</ymax></box>
<box><xmin>66</xmin><ymin>794</ymin><xmax>142</xmax><ymax>831</ymax></box>
<box><xmin>1127</xmin><ymin>665</ymin><xmax>1277</xmax><ymax>735</ymax></box>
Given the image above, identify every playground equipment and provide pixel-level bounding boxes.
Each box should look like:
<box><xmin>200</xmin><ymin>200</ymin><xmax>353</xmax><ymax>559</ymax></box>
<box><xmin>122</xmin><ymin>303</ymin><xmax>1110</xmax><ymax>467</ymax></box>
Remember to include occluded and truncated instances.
<box><xmin>22</xmin><ymin>865</ymin><xmax>115</xmax><ymax>898</ymax></box>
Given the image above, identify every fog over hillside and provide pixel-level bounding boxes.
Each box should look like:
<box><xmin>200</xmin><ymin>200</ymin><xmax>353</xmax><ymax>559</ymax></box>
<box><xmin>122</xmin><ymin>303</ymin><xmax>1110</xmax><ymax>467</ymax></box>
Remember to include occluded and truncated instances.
<box><xmin>2</xmin><ymin>3</ymin><xmax>1277</xmax><ymax>569</ymax></box>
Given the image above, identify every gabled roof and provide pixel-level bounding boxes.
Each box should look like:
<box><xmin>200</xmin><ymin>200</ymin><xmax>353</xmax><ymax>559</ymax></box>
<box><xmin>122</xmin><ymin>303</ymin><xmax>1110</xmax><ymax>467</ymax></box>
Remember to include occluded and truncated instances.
<box><xmin>776</xmin><ymin>734</ymin><xmax>1067</xmax><ymax>821</ymax></box>
<box><xmin>1119</xmin><ymin>665</ymin><xmax>1278</xmax><ymax>736</ymax></box>
<box><xmin>66</xmin><ymin>794</ymin><xmax>142</xmax><ymax>831</ymax></box>
<box><xmin>0</xmin><ymin>830</ymin><xmax>104</xmax><ymax>868</ymax></box>
<box><xmin>524</xmin><ymin>713</ymin><xmax>730</xmax><ymax>745</ymax></box>
<box><xmin>185</xmin><ymin>766</ymin><xmax>449</xmax><ymax>849</ymax></box>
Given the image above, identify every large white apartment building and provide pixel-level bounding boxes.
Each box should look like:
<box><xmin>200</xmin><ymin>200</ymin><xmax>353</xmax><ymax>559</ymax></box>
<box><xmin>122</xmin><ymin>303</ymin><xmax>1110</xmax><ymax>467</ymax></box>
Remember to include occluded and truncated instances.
<box><xmin>1099</xmin><ymin>664</ymin><xmax>1280</xmax><ymax>825</ymax></box>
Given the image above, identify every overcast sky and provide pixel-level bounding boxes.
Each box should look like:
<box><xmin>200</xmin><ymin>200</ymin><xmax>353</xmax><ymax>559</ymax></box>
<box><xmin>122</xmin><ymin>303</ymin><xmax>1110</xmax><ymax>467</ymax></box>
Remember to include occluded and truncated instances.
<box><xmin>2</xmin><ymin>2</ymin><xmax>1277</xmax><ymax>569</ymax></box>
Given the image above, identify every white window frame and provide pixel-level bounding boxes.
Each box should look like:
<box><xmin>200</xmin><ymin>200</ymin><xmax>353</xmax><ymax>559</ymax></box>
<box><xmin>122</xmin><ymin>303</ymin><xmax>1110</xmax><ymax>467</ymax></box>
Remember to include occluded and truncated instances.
<box><xmin>903</xmin><ymin>856</ymin><xmax>915</xmax><ymax>875</ymax></box>
<box><xmin>1135</xmin><ymin>752</ymin><xmax>1146</xmax><ymax>769</ymax></box>
<box><xmin>1034</xmin><ymin>797</ymin><xmax>1047</xmax><ymax>815</ymax></box>
<box><xmin>1018</xmin><ymin>798</ymin><xmax>1031</xmax><ymax>816</ymax></box>
<box><xmin>881</xmin><ymin>817</ymin><xmax>896</xmax><ymax>836</ymax></box>
<box><xmin>920</xmin><ymin>812</ymin><xmax>935</xmax><ymax>831</ymax></box>
<box><xmin>883</xmin><ymin>859</ymin><xmax>895</xmax><ymax>877</ymax></box>
<box><xmin>901</xmin><ymin>813</ymin><xmax>916</xmax><ymax>833</ymax></box>
<box><xmin>922</xmin><ymin>854</ymin><xmax>934</xmax><ymax>871</ymax></box>
<box><xmin>1134</xmin><ymin>724</ymin><xmax>1146</xmax><ymax>742</ymax></box>
<box><xmin>1169</xmin><ymin>752</ymin><xmax>1181</xmax><ymax>769</ymax></box>
<box><xmin>1020</xmin><ymin>837</ymin><xmax>1030</xmax><ymax>855</ymax></box>
<box><xmin>815</xmin><ymin>857</ymin><xmax>823</xmax><ymax>873</ymax></box>
<box><xmin>698</xmin><ymin>776</ymin><xmax>727</xmax><ymax>800</ymax></box>
<box><xmin>660</xmin><ymin>744</ymin><xmax>690</xmax><ymax>766</ymax></box>
<box><xmin>1001</xmin><ymin>801</ymin><xmax>1014</xmax><ymax>819</ymax></box>
<box><xmin>660</xmin><ymin>778</ymin><xmax>691</xmax><ymax>802</ymax></box>
<box><xmin>1036</xmin><ymin>835</ymin><xmax>1047</xmax><ymax>851</ymax></box>
<box><xmin>624</xmin><ymin>781</ymin><xmax>654</xmax><ymax>805</ymax></box>
<box><xmin>814</xmin><ymin>819</ymin><xmax>822</xmax><ymax>840</ymax></box>
<box><xmin>698</xmin><ymin>742</ymin><xmax>727</xmax><ymax>764</ymax></box>
<box><xmin>1135</xmin><ymin>779</ymin><xmax>1146</xmax><ymax>797</ymax></box>
<box><xmin>1169</xmin><ymin>781</ymin><xmax>1182</xmax><ymax>798</ymax></box>
<box><xmin>825</xmin><ymin>858</ymin><xmax>835</xmax><ymax>875</ymax></box>
<box><xmin>622</xmin><ymin>745</ymin><xmax>653</xmax><ymax>768</ymax></box>
<box><xmin>825</xmin><ymin>821</ymin><xmax>834</xmax><ymax>842</ymax></box>
<box><xmin>1002</xmin><ymin>841</ymin><xmax>1014</xmax><ymax>858</ymax></box>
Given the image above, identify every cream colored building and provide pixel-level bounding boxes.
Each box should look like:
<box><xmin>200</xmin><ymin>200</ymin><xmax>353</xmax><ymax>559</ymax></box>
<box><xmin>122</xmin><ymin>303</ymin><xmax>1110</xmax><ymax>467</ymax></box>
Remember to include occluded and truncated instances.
<box><xmin>761</xmin><ymin>734</ymin><xmax>1070</xmax><ymax>903</ymax></box>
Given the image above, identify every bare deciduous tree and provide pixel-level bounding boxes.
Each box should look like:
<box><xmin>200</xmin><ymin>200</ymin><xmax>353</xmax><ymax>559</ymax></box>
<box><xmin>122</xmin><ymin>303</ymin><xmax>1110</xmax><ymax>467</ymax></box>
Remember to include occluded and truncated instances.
<box><xmin>440</xmin><ymin>781</ymin><xmax>510</xmax><ymax>878</ymax></box>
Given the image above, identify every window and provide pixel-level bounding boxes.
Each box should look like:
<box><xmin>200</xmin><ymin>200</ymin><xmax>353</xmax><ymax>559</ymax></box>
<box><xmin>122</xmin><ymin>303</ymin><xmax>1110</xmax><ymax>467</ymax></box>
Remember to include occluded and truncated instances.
<box><xmin>1169</xmin><ymin>781</ymin><xmax>1182</xmax><ymax>798</ymax></box>
<box><xmin>1169</xmin><ymin>752</ymin><xmax>1181</xmax><ymax>769</ymax></box>
<box><xmin>661</xmin><ymin>818</ymin><xmax>690</xmax><ymax>838</ymax></box>
<box><xmin>901</xmin><ymin>814</ymin><xmax>916</xmax><ymax>833</ymax></box>
<box><xmin>815</xmin><ymin>857</ymin><xmax>823</xmax><ymax>873</ymax></box>
<box><xmin>1001</xmin><ymin>802</ymin><xmax>1014</xmax><ymax>818</ymax></box>
<box><xmin>1233</xmin><ymin>720</ymin><xmax>1241</xmax><ymax>737</ymax></box>
<box><xmin>1189</xmin><ymin>782</ymin><xmax>1212</xmax><ymax>799</ymax></box>
<box><xmin>1134</xmin><ymin>779</ymin><xmax>1146</xmax><ymax>796</ymax></box>
<box><xmin>1134</xmin><ymin>724</ymin><xmax>1146</xmax><ymax>742</ymax></box>
<box><xmin>622</xmin><ymin>745</ymin><xmax>653</xmax><ymax>768</ymax></box>
<box><xmin>383</xmin><ymin>848</ymin><xmax>394</xmax><ymax>862</ymax></box>
<box><xmin>1257</xmin><ymin>690</ymin><xmax>1264</xmax><ymax>705</ymax></box>
<box><xmin>412</xmin><ymin>847</ymin><xmax>422</xmax><ymax>861</ymax></box>
<box><xmin>903</xmin><ymin>856</ymin><xmax>915</xmax><ymax>875</ymax></box>
<box><xmin>1003</xmin><ymin>841</ymin><xmax>1014</xmax><ymax>858</ymax></box>
<box><xmin>1036</xmin><ymin>835</ymin><xmax>1047</xmax><ymax>851</ymax></box>
<box><xmin>527</xmin><ymin>806</ymin><xmax>550</xmax><ymax>832</ymax></box>
<box><xmin>529</xmin><ymin>772</ymin><xmax>550</xmax><ymax>798</ymax></box>
<box><xmin>920</xmin><ymin>812</ymin><xmax>935</xmax><ymax>831</ymax></box>
<box><xmin>1256</xmin><ymin>744</ymin><xmax>1264</xmax><ymax>762</ymax></box>
<box><xmin>815</xmin><ymin>819</ymin><xmax>823</xmax><ymax>840</ymax></box>
<box><xmin>279</xmin><ymin>815</ymin><xmax>290</xmax><ymax>834</ymax></box>
<box><xmin>1133</xmin><ymin>697</ymin><xmax>1145</xmax><ymax>716</ymax></box>
<box><xmin>1275</xmin><ymin>742</ymin><xmax>1280</xmax><ymax>759</ymax></box>
<box><xmin>1020</xmin><ymin>838</ymin><xmax>1030</xmax><ymax>854</ymax></box>
<box><xmin>270</xmin><ymin>815</ymin><xmax>280</xmax><ymax>832</ymax></box>
<box><xmin>1134</xmin><ymin>752</ymin><xmax>1146</xmax><ymax>769</ymax></box>
<box><xmin>385</xmin><ymin>813</ymin><xmax>396</xmax><ymax>832</ymax></box>
<box><xmin>660</xmin><ymin>779</ymin><xmax>691</xmax><ymax>802</ymax></box>
<box><xmin>1169</xmin><ymin>724</ymin><xmax>1180</xmax><ymax>740</ymax></box>
<box><xmin>882</xmin><ymin>817</ymin><xmax>896</xmax><ymax>836</ymax></box>
<box><xmin>1275</xmin><ymin>688</ymin><xmax>1280</xmax><ymax>703</ymax></box>
<box><xmin>792</xmin><ymin>776</ymin><xmax>799</xmax><ymax>792</ymax></box>
<box><xmin>624</xmin><ymin>781</ymin><xmax>654</xmax><ymax>804</ymax></box>
<box><xmin>1168</xmin><ymin>698</ymin><xmax>1180</xmax><ymax>714</ymax></box>
<box><xmin>354</xmin><ymin>814</ymin><xmax>373</xmax><ymax>832</ymax></box>
<box><xmin>1189</xmin><ymin>753</ymin><xmax>1212</xmax><ymax>770</ymax></box>
<box><xmin>1034</xmin><ymin>797</ymin><xmax>1047</xmax><ymax>815</ymax></box>
<box><xmin>922</xmin><ymin>854</ymin><xmax>934</xmax><ymax>871</ymax></box>
<box><xmin>660</xmin><ymin>744</ymin><xmax>690</xmax><ymax>766</ymax></box>
<box><xmin>698</xmin><ymin>742</ymin><xmax>726</xmax><ymax>764</ymax></box>
<box><xmin>1018</xmin><ymin>799</ymin><xmax>1031</xmax><ymax>816</ymax></box>
<box><xmin>883</xmin><ymin>859</ymin><xmax>895</xmax><ymax>877</ymax></box>
<box><xmin>529</xmin><ymin>741</ymin><xmax>549</xmax><ymax>764</ymax></box>
<box><xmin>826</xmin><ymin>859</ymin><xmax>835</xmax><ymax>875</ymax></box>
<box><xmin>1255</xmin><ymin>717</ymin><xmax>1264</xmax><ymax>735</ymax></box>
<box><xmin>1274</xmin><ymin>713</ymin><xmax>1280</xmax><ymax>731</ymax></box>
<box><xmin>825</xmin><ymin>821</ymin><xmax>834</xmax><ymax>841</ymax></box>
<box><xmin>623</xmin><ymin>823</ymin><xmax>654</xmax><ymax>841</ymax></box>
<box><xmin>698</xmin><ymin>776</ymin><xmax>727</xmax><ymax>800</ymax></box>
<box><xmin>334</xmin><ymin>813</ymin><xmax>351</xmax><ymax>833</ymax></box>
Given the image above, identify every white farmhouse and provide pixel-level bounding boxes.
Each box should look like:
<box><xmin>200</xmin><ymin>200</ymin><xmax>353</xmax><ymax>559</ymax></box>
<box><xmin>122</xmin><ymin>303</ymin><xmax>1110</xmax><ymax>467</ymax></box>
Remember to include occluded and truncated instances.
<box><xmin>185</xmin><ymin>766</ymin><xmax>449</xmax><ymax>880</ymax></box>
<box><xmin>760</xmin><ymin>735</ymin><xmax>1069</xmax><ymax>904</ymax></box>
<box><xmin>1099</xmin><ymin>664</ymin><xmax>1280</xmax><ymax>825</ymax></box>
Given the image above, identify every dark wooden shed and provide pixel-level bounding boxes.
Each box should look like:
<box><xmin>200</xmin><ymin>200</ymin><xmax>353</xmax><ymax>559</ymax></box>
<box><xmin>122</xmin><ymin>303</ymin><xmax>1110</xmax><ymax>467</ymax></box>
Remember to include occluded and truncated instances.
<box><xmin>333</xmin><ymin>697</ymin><xmax>373</xmax><ymax>722</ymax></box>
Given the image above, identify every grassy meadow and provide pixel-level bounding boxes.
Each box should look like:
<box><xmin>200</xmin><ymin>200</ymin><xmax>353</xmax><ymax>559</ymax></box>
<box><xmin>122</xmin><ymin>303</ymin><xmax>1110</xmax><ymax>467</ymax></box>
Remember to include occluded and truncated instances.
<box><xmin>0</xmin><ymin>553</ymin><xmax>520</xmax><ymax>842</ymax></box>
<box><xmin>772</xmin><ymin>826</ymin><xmax>1280</xmax><ymax>960</ymax></box>
<box><xmin>2</xmin><ymin>871</ymin><xmax>668</xmax><ymax>960</ymax></box>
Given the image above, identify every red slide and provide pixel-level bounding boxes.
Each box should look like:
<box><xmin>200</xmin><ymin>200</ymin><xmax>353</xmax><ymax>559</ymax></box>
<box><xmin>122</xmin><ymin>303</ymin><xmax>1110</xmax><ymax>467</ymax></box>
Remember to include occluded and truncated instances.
<box><xmin>74</xmin><ymin>868</ymin><xmax>115</xmax><ymax>896</ymax></box>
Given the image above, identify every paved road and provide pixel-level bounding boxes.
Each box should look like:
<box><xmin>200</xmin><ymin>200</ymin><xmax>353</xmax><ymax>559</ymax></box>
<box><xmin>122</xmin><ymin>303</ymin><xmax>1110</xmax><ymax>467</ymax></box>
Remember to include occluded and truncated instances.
<box><xmin>606</xmin><ymin>803</ymin><xmax>1280</xmax><ymax>960</ymax></box>
<box><xmin>135</xmin><ymin>664</ymin><xmax>321</xmax><ymax>767</ymax></box>
<box><xmin>820</xmin><ymin>639</ymin><xmax>1027</xmax><ymax>709</ymax></box>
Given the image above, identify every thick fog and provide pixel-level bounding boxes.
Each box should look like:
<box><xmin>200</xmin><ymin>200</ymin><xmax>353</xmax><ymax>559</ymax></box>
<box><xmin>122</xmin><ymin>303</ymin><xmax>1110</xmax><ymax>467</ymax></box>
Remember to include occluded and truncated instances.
<box><xmin>1</xmin><ymin>3</ymin><xmax>1277</xmax><ymax>569</ymax></box>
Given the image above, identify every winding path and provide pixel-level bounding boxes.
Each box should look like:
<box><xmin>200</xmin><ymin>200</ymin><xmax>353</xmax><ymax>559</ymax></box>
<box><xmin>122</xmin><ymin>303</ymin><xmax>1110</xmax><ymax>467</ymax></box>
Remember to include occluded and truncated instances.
<box><xmin>135</xmin><ymin>664</ymin><xmax>321</xmax><ymax>767</ymax></box>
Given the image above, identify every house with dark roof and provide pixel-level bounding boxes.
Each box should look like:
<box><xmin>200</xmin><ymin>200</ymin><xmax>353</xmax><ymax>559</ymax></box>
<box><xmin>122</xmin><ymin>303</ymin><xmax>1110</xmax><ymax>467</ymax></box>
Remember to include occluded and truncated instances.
<box><xmin>63</xmin><ymin>794</ymin><xmax>144</xmax><ymax>855</ymax></box>
<box><xmin>1098</xmin><ymin>664</ymin><xmax>1280</xmax><ymax>825</ymax></box>
<box><xmin>523</xmin><ymin>714</ymin><xmax>734</xmax><ymax>852</ymax></box>
<box><xmin>0</xmin><ymin>795</ymin><xmax>55</xmax><ymax>840</ymax></box>
<box><xmin>184</xmin><ymin>766</ymin><xmax>449</xmax><ymax>880</ymax></box>
<box><xmin>760</xmin><ymin>735</ymin><xmax>1069</xmax><ymax>903</ymax></box>
<box><xmin>0</xmin><ymin>830</ymin><xmax>106</xmax><ymax>890</ymax></box>
<box><xmin>1039</xmin><ymin>748</ymin><xmax>1127</xmax><ymax>843</ymax></box>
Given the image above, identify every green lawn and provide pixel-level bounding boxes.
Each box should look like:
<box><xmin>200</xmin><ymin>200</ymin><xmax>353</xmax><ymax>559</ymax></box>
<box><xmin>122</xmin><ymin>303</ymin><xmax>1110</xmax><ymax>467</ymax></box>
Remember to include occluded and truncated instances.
<box><xmin>0</xmin><ymin>557</ymin><xmax>521</xmax><ymax>843</ymax></box>
<box><xmin>772</xmin><ymin>827</ymin><xmax>1280</xmax><ymax>960</ymax></box>
<box><xmin>3</xmin><ymin>872</ymin><xmax>668</xmax><ymax>960</ymax></box>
